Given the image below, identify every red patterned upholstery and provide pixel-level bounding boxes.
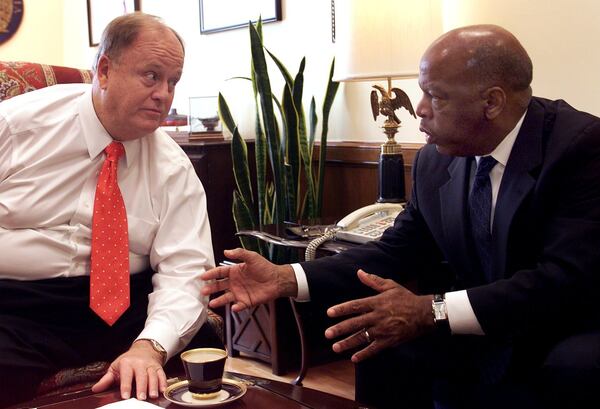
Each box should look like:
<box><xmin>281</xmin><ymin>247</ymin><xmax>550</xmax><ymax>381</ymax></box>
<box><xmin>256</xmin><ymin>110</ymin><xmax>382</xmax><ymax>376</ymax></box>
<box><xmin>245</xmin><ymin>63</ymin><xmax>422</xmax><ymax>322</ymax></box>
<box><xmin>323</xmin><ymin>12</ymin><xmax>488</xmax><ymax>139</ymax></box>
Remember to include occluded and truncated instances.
<box><xmin>35</xmin><ymin>361</ymin><xmax>110</xmax><ymax>398</ymax></box>
<box><xmin>0</xmin><ymin>61</ymin><xmax>93</xmax><ymax>102</ymax></box>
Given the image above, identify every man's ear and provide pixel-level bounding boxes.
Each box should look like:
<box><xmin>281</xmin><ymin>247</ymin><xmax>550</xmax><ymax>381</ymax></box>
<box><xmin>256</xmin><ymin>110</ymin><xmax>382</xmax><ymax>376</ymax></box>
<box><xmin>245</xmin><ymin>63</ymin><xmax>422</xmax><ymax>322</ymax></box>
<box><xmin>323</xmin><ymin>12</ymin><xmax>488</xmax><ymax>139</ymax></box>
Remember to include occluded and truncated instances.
<box><xmin>482</xmin><ymin>86</ymin><xmax>506</xmax><ymax>120</ymax></box>
<box><xmin>96</xmin><ymin>55</ymin><xmax>111</xmax><ymax>90</ymax></box>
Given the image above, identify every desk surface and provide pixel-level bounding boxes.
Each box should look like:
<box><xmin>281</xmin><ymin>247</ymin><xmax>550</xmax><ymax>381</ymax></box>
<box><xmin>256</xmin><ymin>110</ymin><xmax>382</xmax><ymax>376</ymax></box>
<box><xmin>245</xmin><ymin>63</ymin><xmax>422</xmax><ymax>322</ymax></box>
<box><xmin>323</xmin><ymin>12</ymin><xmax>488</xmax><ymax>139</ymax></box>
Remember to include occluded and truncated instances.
<box><xmin>12</xmin><ymin>372</ymin><xmax>366</xmax><ymax>409</ymax></box>
<box><xmin>237</xmin><ymin>222</ymin><xmax>359</xmax><ymax>256</ymax></box>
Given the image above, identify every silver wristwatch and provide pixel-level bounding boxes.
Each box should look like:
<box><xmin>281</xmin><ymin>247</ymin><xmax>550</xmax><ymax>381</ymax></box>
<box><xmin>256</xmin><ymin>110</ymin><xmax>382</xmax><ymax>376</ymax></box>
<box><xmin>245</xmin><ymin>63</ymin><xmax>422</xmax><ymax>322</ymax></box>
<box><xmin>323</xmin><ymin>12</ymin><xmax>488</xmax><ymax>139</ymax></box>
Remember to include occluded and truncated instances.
<box><xmin>432</xmin><ymin>294</ymin><xmax>450</xmax><ymax>333</ymax></box>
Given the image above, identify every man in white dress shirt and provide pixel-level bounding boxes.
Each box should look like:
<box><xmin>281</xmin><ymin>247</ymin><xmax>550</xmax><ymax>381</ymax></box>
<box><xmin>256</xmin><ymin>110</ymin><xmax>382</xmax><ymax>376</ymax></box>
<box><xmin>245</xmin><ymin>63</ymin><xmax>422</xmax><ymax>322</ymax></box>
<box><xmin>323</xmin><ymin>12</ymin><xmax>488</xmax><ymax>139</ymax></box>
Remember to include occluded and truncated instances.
<box><xmin>0</xmin><ymin>13</ymin><xmax>218</xmax><ymax>407</ymax></box>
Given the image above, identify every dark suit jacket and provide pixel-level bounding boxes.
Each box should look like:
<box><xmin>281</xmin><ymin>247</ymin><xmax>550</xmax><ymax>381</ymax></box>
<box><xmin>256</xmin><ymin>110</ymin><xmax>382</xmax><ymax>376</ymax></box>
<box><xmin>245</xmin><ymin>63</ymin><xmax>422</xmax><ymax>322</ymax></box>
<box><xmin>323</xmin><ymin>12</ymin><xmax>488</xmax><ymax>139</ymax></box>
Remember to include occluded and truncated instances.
<box><xmin>302</xmin><ymin>97</ymin><xmax>600</xmax><ymax>341</ymax></box>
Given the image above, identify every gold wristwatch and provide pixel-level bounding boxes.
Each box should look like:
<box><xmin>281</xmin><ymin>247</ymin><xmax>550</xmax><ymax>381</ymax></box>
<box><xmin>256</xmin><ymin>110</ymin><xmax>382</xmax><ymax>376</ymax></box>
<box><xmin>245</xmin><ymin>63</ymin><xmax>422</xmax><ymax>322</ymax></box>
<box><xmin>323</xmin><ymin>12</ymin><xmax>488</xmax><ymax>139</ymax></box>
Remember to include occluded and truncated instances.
<box><xmin>137</xmin><ymin>338</ymin><xmax>167</xmax><ymax>364</ymax></box>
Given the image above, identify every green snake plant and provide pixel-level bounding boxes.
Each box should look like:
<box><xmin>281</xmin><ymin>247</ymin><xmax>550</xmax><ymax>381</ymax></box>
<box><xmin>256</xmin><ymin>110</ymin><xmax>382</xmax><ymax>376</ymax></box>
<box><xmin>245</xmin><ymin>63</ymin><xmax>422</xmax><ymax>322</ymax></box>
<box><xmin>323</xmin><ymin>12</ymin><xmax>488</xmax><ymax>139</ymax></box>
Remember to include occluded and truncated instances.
<box><xmin>218</xmin><ymin>20</ymin><xmax>339</xmax><ymax>255</ymax></box>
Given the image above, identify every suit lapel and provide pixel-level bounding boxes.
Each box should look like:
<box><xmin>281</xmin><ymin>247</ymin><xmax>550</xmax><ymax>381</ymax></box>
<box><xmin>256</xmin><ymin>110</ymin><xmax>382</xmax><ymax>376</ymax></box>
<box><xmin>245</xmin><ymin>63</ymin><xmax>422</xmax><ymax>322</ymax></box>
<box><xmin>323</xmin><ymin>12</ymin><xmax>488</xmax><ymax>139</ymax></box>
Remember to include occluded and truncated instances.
<box><xmin>492</xmin><ymin>100</ymin><xmax>546</xmax><ymax>280</ymax></box>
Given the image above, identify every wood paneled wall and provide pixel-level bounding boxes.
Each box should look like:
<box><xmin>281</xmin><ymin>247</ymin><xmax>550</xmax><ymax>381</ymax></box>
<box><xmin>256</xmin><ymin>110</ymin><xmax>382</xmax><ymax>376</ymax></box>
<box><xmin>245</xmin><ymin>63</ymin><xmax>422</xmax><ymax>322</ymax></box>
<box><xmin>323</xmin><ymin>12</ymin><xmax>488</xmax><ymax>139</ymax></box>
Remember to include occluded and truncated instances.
<box><xmin>319</xmin><ymin>141</ymin><xmax>422</xmax><ymax>221</ymax></box>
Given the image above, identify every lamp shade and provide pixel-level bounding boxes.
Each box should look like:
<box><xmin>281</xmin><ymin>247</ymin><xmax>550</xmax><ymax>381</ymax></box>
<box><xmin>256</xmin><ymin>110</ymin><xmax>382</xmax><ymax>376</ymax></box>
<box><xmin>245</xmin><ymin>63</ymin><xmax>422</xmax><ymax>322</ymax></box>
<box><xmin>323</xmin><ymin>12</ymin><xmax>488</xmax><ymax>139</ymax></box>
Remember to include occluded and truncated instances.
<box><xmin>333</xmin><ymin>0</ymin><xmax>443</xmax><ymax>82</ymax></box>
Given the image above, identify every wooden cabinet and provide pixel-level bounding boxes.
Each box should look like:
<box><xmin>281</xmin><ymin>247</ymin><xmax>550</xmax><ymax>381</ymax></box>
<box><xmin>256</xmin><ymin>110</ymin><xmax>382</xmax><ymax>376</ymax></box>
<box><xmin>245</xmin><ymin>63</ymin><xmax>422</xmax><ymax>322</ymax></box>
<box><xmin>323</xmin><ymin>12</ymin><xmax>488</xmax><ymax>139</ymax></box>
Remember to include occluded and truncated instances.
<box><xmin>178</xmin><ymin>139</ymin><xmax>253</xmax><ymax>264</ymax></box>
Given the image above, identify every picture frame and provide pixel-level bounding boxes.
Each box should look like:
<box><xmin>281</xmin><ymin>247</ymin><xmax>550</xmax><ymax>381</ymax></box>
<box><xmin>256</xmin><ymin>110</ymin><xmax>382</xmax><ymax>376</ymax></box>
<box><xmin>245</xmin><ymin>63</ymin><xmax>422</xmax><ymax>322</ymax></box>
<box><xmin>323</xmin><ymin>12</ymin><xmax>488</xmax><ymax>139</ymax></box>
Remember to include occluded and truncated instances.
<box><xmin>87</xmin><ymin>0</ymin><xmax>141</xmax><ymax>47</ymax></box>
<box><xmin>199</xmin><ymin>0</ymin><xmax>282</xmax><ymax>34</ymax></box>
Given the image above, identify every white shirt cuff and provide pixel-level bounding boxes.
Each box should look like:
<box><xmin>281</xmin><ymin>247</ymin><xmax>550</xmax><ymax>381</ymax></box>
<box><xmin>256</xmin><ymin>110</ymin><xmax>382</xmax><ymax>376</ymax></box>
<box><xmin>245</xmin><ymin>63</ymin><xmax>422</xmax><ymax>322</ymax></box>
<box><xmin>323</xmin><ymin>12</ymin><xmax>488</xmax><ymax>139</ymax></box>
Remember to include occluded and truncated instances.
<box><xmin>445</xmin><ymin>290</ymin><xmax>485</xmax><ymax>335</ymax></box>
<box><xmin>291</xmin><ymin>263</ymin><xmax>310</xmax><ymax>302</ymax></box>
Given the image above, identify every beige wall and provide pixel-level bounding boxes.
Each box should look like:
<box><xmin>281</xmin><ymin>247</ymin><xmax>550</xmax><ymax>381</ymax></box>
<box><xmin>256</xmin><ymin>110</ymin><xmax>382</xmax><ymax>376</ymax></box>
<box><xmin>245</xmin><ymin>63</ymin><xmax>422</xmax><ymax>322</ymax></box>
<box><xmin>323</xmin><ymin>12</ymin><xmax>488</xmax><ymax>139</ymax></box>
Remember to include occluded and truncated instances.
<box><xmin>443</xmin><ymin>0</ymin><xmax>600</xmax><ymax>119</ymax></box>
<box><xmin>0</xmin><ymin>0</ymin><xmax>64</xmax><ymax>66</ymax></box>
<box><xmin>2</xmin><ymin>0</ymin><xmax>599</xmax><ymax>144</ymax></box>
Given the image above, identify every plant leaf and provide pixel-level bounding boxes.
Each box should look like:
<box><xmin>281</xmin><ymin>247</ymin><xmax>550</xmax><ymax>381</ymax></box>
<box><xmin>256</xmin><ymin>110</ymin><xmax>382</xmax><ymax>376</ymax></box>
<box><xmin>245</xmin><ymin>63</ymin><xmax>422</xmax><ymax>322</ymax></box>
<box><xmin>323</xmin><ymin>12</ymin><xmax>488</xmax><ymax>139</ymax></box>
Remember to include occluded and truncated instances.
<box><xmin>266</xmin><ymin>48</ymin><xmax>294</xmax><ymax>90</ymax></box>
<box><xmin>231</xmin><ymin>126</ymin><xmax>255</xmax><ymax>215</ymax></box>
<box><xmin>316</xmin><ymin>58</ymin><xmax>340</xmax><ymax>214</ymax></box>
<box><xmin>309</xmin><ymin>96</ymin><xmax>317</xmax><ymax>151</ymax></box>
<box><xmin>250</xmin><ymin>23</ymin><xmax>286</xmax><ymax>225</ymax></box>
<box><xmin>218</xmin><ymin>93</ymin><xmax>236</xmax><ymax>135</ymax></box>
<box><xmin>281</xmin><ymin>84</ymin><xmax>298</xmax><ymax>220</ymax></box>
<box><xmin>293</xmin><ymin>58</ymin><xmax>316</xmax><ymax>219</ymax></box>
<box><xmin>232</xmin><ymin>191</ymin><xmax>261</xmax><ymax>252</ymax></box>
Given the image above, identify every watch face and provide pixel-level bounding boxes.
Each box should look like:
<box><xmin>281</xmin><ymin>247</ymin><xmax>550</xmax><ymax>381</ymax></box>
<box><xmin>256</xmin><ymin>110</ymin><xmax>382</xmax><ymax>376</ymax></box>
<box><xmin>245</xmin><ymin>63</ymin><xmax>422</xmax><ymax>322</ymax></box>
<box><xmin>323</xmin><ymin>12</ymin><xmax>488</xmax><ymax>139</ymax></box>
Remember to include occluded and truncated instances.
<box><xmin>433</xmin><ymin>305</ymin><xmax>444</xmax><ymax>320</ymax></box>
<box><xmin>151</xmin><ymin>340</ymin><xmax>166</xmax><ymax>353</ymax></box>
<box><xmin>432</xmin><ymin>299</ymin><xmax>447</xmax><ymax>321</ymax></box>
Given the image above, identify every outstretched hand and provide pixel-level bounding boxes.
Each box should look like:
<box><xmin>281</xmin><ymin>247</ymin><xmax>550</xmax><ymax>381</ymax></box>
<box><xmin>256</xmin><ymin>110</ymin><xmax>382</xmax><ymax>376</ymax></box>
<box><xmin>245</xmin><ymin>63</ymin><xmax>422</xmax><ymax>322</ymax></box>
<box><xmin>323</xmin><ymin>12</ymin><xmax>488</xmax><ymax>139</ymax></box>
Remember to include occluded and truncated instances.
<box><xmin>325</xmin><ymin>269</ymin><xmax>434</xmax><ymax>363</ymax></box>
<box><xmin>201</xmin><ymin>248</ymin><xmax>297</xmax><ymax>312</ymax></box>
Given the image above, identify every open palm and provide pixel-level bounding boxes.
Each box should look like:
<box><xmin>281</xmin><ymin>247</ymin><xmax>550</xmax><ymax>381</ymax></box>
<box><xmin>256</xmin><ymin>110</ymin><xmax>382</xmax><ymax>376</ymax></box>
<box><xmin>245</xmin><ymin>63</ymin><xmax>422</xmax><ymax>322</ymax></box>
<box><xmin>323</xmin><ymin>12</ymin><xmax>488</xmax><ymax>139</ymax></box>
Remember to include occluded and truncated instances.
<box><xmin>201</xmin><ymin>248</ymin><xmax>289</xmax><ymax>312</ymax></box>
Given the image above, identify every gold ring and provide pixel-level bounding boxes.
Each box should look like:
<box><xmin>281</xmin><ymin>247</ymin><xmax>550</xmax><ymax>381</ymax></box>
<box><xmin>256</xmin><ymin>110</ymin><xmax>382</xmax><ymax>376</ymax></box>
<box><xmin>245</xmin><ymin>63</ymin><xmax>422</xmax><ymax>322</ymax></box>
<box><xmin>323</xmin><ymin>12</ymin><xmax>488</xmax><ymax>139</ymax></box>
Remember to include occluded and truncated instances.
<box><xmin>364</xmin><ymin>329</ymin><xmax>372</xmax><ymax>343</ymax></box>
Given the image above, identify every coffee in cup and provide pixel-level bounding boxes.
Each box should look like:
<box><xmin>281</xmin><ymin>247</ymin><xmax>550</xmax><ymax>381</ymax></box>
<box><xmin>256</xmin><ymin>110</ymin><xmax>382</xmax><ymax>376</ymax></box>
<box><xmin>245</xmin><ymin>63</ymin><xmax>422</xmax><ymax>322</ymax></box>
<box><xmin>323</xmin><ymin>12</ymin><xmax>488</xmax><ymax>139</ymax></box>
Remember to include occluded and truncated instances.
<box><xmin>180</xmin><ymin>348</ymin><xmax>227</xmax><ymax>399</ymax></box>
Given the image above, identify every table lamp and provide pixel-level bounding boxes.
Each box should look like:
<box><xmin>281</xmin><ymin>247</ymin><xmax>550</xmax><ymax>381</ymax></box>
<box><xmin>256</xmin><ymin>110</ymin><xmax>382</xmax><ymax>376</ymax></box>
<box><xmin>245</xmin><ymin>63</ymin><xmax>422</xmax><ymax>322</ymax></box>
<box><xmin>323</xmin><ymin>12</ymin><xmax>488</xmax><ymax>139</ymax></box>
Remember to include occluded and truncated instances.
<box><xmin>333</xmin><ymin>0</ymin><xmax>442</xmax><ymax>202</ymax></box>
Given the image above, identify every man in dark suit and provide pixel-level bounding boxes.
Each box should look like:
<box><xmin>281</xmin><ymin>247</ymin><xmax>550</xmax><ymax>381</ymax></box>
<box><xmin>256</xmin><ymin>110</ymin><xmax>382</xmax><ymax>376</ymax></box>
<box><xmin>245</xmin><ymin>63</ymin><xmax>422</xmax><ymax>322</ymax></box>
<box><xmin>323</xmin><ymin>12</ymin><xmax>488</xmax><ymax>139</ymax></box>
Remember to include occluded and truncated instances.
<box><xmin>202</xmin><ymin>24</ymin><xmax>600</xmax><ymax>408</ymax></box>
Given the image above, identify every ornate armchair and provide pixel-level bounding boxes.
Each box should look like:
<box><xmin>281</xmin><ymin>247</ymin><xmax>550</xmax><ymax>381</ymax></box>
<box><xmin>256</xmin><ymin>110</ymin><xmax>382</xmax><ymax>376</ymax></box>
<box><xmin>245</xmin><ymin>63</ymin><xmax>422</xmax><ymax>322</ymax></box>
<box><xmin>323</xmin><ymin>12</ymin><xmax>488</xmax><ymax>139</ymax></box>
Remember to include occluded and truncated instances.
<box><xmin>0</xmin><ymin>61</ymin><xmax>93</xmax><ymax>101</ymax></box>
<box><xmin>0</xmin><ymin>60</ymin><xmax>224</xmax><ymax>399</ymax></box>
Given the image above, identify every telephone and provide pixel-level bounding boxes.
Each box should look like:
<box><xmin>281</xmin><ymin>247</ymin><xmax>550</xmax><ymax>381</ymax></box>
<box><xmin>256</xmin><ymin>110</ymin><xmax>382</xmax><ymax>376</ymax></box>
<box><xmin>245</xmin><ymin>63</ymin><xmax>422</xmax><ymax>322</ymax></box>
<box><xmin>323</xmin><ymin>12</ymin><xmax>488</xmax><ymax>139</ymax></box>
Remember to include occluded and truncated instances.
<box><xmin>335</xmin><ymin>202</ymin><xmax>403</xmax><ymax>244</ymax></box>
<box><xmin>305</xmin><ymin>202</ymin><xmax>404</xmax><ymax>260</ymax></box>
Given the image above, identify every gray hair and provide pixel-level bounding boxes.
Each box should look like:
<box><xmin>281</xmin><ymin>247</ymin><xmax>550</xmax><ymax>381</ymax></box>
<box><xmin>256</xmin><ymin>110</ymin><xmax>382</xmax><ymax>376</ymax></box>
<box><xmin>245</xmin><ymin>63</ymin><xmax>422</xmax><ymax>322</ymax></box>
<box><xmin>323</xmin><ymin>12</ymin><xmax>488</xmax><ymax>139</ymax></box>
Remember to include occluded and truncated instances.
<box><xmin>467</xmin><ymin>41</ymin><xmax>533</xmax><ymax>92</ymax></box>
<box><xmin>92</xmin><ymin>12</ymin><xmax>184</xmax><ymax>72</ymax></box>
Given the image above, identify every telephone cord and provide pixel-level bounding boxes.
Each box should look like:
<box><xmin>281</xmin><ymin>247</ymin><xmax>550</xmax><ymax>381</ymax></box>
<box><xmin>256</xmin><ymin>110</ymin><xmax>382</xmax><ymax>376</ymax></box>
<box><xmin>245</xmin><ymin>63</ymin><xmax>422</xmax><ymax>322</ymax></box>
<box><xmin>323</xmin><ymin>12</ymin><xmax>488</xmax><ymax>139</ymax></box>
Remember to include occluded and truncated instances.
<box><xmin>305</xmin><ymin>228</ymin><xmax>340</xmax><ymax>261</ymax></box>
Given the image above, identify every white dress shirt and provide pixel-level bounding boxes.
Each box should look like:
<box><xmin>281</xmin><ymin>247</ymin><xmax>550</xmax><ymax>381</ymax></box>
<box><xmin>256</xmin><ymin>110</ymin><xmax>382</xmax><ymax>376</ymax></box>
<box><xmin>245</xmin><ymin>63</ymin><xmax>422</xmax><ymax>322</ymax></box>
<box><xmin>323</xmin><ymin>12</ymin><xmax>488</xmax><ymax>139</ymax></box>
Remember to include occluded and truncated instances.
<box><xmin>293</xmin><ymin>112</ymin><xmax>526</xmax><ymax>336</ymax></box>
<box><xmin>0</xmin><ymin>84</ymin><xmax>215</xmax><ymax>359</ymax></box>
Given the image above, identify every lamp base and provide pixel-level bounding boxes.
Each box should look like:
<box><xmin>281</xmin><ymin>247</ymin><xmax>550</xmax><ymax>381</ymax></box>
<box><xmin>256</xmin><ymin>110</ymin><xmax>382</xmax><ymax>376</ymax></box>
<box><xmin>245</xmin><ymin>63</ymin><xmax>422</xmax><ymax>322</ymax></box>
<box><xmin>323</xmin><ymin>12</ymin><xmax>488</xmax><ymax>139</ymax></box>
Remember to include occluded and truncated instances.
<box><xmin>377</xmin><ymin>151</ymin><xmax>405</xmax><ymax>203</ymax></box>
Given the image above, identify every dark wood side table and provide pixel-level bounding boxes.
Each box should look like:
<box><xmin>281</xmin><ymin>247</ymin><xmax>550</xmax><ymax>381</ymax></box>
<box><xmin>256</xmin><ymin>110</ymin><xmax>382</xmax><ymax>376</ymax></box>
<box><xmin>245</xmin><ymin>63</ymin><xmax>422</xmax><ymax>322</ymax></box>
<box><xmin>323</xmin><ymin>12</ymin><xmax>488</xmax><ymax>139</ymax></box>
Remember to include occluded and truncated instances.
<box><xmin>10</xmin><ymin>372</ymin><xmax>370</xmax><ymax>409</ymax></box>
<box><xmin>226</xmin><ymin>225</ymin><xmax>358</xmax><ymax>384</ymax></box>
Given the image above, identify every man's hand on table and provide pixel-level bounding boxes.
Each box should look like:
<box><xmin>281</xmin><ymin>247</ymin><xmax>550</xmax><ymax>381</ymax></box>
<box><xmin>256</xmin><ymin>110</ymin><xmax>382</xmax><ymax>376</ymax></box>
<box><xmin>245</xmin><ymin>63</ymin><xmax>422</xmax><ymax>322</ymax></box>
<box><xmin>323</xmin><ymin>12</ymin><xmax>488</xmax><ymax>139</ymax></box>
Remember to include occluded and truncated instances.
<box><xmin>92</xmin><ymin>339</ymin><xmax>167</xmax><ymax>401</ymax></box>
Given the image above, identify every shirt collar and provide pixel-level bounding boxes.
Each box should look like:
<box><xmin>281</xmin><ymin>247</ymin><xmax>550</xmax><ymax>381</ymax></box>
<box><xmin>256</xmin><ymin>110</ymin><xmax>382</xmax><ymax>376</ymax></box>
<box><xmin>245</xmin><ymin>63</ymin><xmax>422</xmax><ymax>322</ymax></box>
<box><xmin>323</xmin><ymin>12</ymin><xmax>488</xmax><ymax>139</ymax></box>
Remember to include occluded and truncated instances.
<box><xmin>77</xmin><ymin>88</ymin><xmax>139</xmax><ymax>168</ymax></box>
<box><xmin>477</xmin><ymin>110</ymin><xmax>527</xmax><ymax>166</ymax></box>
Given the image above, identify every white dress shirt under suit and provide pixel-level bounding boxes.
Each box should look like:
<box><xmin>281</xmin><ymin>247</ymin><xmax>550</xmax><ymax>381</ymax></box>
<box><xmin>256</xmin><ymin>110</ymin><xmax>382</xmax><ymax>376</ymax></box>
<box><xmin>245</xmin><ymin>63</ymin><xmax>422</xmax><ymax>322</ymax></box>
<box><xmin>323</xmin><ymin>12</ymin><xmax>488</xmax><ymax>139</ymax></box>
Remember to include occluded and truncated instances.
<box><xmin>0</xmin><ymin>84</ymin><xmax>214</xmax><ymax>360</ymax></box>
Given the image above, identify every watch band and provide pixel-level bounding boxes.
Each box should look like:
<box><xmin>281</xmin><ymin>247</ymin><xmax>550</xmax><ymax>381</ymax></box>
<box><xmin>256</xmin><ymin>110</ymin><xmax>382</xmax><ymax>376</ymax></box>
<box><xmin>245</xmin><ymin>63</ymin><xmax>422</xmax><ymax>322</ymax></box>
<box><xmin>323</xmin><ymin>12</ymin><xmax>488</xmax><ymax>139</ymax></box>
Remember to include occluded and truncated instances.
<box><xmin>136</xmin><ymin>338</ymin><xmax>167</xmax><ymax>364</ymax></box>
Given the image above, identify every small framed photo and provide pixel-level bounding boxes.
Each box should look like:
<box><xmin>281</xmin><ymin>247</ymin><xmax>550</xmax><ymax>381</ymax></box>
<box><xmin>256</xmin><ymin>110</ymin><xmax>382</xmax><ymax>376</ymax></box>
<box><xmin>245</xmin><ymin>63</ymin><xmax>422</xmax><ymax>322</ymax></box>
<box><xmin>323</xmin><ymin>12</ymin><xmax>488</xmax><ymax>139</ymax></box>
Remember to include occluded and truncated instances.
<box><xmin>188</xmin><ymin>96</ymin><xmax>224</xmax><ymax>140</ymax></box>
<box><xmin>200</xmin><ymin>0</ymin><xmax>282</xmax><ymax>34</ymax></box>
<box><xmin>87</xmin><ymin>0</ymin><xmax>140</xmax><ymax>47</ymax></box>
<box><xmin>189</xmin><ymin>96</ymin><xmax>221</xmax><ymax>133</ymax></box>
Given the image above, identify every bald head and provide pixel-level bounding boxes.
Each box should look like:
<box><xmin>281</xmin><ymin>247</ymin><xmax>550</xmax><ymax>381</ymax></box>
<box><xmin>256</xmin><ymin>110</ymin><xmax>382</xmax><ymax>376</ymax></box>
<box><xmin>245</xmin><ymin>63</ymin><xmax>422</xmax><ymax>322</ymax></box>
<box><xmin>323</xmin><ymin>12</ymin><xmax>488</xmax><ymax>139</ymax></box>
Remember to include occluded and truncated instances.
<box><xmin>423</xmin><ymin>24</ymin><xmax>532</xmax><ymax>94</ymax></box>
<box><xmin>416</xmin><ymin>25</ymin><xmax>533</xmax><ymax>156</ymax></box>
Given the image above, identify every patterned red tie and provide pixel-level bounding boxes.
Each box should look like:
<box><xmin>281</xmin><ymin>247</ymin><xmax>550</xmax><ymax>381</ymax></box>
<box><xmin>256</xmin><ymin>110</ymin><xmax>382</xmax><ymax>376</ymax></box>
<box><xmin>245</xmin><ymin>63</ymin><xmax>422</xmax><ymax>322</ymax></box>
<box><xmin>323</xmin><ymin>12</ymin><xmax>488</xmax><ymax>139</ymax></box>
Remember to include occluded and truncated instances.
<box><xmin>90</xmin><ymin>141</ymin><xmax>130</xmax><ymax>326</ymax></box>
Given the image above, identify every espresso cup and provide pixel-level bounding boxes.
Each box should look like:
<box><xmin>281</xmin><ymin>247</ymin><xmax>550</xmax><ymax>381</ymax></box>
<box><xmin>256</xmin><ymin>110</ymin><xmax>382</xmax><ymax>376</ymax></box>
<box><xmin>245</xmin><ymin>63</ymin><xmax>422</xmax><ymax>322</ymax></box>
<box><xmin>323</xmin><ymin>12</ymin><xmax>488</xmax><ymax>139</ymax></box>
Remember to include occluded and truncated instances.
<box><xmin>180</xmin><ymin>348</ymin><xmax>227</xmax><ymax>399</ymax></box>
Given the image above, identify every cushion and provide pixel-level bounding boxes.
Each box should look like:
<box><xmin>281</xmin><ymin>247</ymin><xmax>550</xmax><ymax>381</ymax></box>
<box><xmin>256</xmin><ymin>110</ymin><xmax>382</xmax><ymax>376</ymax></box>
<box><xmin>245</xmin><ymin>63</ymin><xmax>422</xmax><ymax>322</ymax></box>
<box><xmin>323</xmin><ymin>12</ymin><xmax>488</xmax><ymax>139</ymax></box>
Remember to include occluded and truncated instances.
<box><xmin>0</xmin><ymin>61</ymin><xmax>93</xmax><ymax>102</ymax></box>
<box><xmin>34</xmin><ymin>310</ymin><xmax>225</xmax><ymax>398</ymax></box>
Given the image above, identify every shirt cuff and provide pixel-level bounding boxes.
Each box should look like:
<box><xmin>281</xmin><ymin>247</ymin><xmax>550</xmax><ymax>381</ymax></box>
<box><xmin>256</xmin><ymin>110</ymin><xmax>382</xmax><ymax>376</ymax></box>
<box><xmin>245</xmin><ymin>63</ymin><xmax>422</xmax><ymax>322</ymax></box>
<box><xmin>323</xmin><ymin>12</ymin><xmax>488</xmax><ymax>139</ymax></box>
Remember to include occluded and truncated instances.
<box><xmin>445</xmin><ymin>290</ymin><xmax>485</xmax><ymax>335</ymax></box>
<box><xmin>291</xmin><ymin>263</ymin><xmax>310</xmax><ymax>302</ymax></box>
<box><xmin>136</xmin><ymin>323</ymin><xmax>180</xmax><ymax>362</ymax></box>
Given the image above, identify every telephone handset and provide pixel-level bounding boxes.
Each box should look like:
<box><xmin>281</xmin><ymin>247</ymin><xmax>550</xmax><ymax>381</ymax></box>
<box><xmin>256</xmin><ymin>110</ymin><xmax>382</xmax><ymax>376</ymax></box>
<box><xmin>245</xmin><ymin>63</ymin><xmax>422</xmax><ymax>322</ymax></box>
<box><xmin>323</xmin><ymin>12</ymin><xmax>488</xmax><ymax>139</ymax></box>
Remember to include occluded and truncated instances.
<box><xmin>335</xmin><ymin>202</ymin><xmax>403</xmax><ymax>244</ymax></box>
<box><xmin>305</xmin><ymin>202</ymin><xmax>404</xmax><ymax>260</ymax></box>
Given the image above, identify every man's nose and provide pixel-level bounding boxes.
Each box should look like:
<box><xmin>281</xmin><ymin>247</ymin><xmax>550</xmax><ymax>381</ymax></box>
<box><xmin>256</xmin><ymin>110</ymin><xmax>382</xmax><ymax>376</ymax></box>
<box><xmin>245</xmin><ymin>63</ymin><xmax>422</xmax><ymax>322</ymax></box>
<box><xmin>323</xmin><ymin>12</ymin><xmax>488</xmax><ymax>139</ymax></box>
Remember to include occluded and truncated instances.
<box><xmin>415</xmin><ymin>97</ymin><xmax>429</xmax><ymax>118</ymax></box>
<box><xmin>152</xmin><ymin>81</ymin><xmax>171</xmax><ymax>100</ymax></box>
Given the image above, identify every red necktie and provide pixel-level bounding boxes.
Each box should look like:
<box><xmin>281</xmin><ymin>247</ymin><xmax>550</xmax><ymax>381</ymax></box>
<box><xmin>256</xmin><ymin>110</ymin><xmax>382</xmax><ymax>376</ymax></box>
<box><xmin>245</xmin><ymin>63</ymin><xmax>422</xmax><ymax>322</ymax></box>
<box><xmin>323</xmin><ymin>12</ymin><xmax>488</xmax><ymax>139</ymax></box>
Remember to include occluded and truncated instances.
<box><xmin>90</xmin><ymin>141</ymin><xmax>130</xmax><ymax>326</ymax></box>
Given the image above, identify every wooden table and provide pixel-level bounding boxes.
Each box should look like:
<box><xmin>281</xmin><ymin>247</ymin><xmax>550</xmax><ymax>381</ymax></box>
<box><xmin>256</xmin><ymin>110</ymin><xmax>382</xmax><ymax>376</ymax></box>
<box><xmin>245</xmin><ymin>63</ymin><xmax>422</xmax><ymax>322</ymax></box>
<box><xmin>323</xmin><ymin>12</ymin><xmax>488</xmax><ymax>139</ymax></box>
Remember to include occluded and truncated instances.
<box><xmin>11</xmin><ymin>372</ymin><xmax>368</xmax><ymax>409</ymax></box>
<box><xmin>228</xmin><ymin>226</ymin><xmax>358</xmax><ymax>385</ymax></box>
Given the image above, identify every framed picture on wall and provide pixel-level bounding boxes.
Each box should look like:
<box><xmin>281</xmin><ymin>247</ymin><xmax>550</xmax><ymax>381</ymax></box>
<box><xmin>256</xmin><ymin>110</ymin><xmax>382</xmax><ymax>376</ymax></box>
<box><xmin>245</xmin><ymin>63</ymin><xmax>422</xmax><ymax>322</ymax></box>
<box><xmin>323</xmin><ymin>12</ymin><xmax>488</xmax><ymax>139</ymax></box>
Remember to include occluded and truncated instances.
<box><xmin>87</xmin><ymin>0</ymin><xmax>141</xmax><ymax>47</ymax></box>
<box><xmin>200</xmin><ymin>0</ymin><xmax>282</xmax><ymax>34</ymax></box>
